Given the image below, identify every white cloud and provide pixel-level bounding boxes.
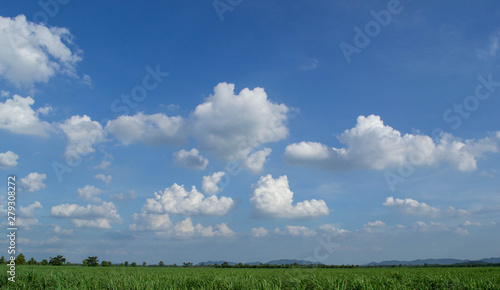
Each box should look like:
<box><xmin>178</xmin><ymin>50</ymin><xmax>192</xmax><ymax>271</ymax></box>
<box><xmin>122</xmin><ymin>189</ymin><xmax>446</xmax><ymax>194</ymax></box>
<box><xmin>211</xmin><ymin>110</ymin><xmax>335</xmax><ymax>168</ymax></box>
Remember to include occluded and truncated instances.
<box><xmin>130</xmin><ymin>212</ymin><xmax>172</xmax><ymax>231</ymax></box>
<box><xmin>285</xmin><ymin>115</ymin><xmax>498</xmax><ymax>172</ymax></box>
<box><xmin>19</xmin><ymin>201</ymin><xmax>42</xmax><ymax>217</ymax></box>
<box><xmin>54</xmin><ymin>225</ymin><xmax>73</xmax><ymax>235</ymax></box>
<box><xmin>250</xmin><ymin>174</ymin><xmax>330</xmax><ymax>218</ymax></box>
<box><xmin>383</xmin><ymin>197</ymin><xmax>470</xmax><ymax>218</ymax></box>
<box><xmin>142</xmin><ymin>183</ymin><xmax>234</xmax><ymax>216</ymax></box>
<box><xmin>251</xmin><ymin>227</ymin><xmax>269</xmax><ymax>237</ymax></box>
<box><xmin>190</xmin><ymin>83</ymin><xmax>290</xmax><ymax>170</ymax></box>
<box><xmin>362</xmin><ymin>220</ymin><xmax>386</xmax><ymax>232</ymax></box>
<box><xmin>477</xmin><ymin>30</ymin><xmax>499</xmax><ymax>59</ymax></box>
<box><xmin>94</xmin><ymin>174</ymin><xmax>112</xmax><ymax>185</ymax></box>
<box><xmin>1</xmin><ymin>90</ymin><xmax>9</xmax><ymax>97</ymax></box>
<box><xmin>106</xmin><ymin>112</ymin><xmax>186</xmax><ymax>146</ymax></box>
<box><xmin>409</xmin><ymin>221</ymin><xmax>449</xmax><ymax>233</ymax></box>
<box><xmin>94</xmin><ymin>160</ymin><xmax>111</xmax><ymax>170</ymax></box>
<box><xmin>110</xmin><ymin>190</ymin><xmax>137</xmax><ymax>201</ymax></box>
<box><xmin>274</xmin><ymin>225</ymin><xmax>317</xmax><ymax>237</ymax></box>
<box><xmin>0</xmin><ymin>151</ymin><xmax>18</xmax><ymax>168</ymax></box>
<box><xmin>201</xmin><ymin>171</ymin><xmax>226</xmax><ymax>195</ymax></box>
<box><xmin>51</xmin><ymin>201</ymin><xmax>122</xmax><ymax>229</ymax></box>
<box><xmin>162</xmin><ymin>217</ymin><xmax>234</xmax><ymax>239</ymax></box>
<box><xmin>59</xmin><ymin>115</ymin><xmax>106</xmax><ymax>162</ymax></box>
<box><xmin>318</xmin><ymin>224</ymin><xmax>349</xmax><ymax>236</ymax></box>
<box><xmin>20</xmin><ymin>172</ymin><xmax>46</xmax><ymax>192</ymax></box>
<box><xmin>0</xmin><ymin>15</ymin><xmax>82</xmax><ymax>86</ymax></box>
<box><xmin>173</xmin><ymin>148</ymin><xmax>208</xmax><ymax>170</ymax></box>
<box><xmin>243</xmin><ymin>148</ymin><xmax>272</xmax><ymax>173</ymax></box>
<box><xmin>77</xmin><ymin>185</ymin><xmax>104</xmax><ymax>202</ymax></box>
<box><xmin>463</xmin><ymin>221</ymin><xmax>482</xmax><ymax>227</ymax></box>
<box><xmin>0</xmin><ymin>95</ymin><xmax>52</xmax><ymax>136</ymax></box>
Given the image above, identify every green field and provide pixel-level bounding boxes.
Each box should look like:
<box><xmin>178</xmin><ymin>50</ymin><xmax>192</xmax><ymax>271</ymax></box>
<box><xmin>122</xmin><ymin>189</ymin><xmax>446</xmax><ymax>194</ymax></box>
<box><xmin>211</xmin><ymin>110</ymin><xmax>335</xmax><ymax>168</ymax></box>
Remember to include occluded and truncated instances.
<box><xmin>1</xmin><ymin>266</ymin><xmax>500</xmax><ymax>289</ymax></box>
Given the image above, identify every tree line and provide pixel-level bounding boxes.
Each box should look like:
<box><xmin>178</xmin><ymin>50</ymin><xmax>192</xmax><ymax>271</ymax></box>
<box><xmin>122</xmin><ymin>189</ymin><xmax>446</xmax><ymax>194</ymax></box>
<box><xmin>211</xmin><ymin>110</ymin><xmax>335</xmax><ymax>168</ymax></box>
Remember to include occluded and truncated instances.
<box><xmin>2</xmin><ymin>254</ymin><xmax>500</xmax><ymax>268</ymax></box>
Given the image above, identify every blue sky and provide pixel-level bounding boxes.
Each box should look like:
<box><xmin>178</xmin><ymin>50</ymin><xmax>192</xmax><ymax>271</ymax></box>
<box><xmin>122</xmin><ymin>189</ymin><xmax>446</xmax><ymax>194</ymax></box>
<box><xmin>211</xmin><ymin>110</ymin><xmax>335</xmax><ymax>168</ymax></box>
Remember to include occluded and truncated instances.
<box><xmin>1</xmin><ymin>0</ymin><xmax>500</xmax><ymax>265</ymax></box>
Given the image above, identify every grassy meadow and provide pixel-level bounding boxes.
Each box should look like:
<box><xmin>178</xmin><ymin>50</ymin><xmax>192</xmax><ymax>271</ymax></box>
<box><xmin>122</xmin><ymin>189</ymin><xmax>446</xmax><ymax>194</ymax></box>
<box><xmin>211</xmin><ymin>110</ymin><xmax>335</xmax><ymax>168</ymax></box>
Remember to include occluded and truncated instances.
<box><xmin>1</xmin><ymin>265</ymin><xmax>500</xmax><ymax>289</ymax></box>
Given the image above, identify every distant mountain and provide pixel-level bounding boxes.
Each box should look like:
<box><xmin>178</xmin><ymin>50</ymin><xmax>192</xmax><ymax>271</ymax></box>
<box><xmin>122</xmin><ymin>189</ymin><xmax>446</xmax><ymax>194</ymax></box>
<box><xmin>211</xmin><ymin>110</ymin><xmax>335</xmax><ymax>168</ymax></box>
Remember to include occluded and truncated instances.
<box><xmin>196</xmin><ymin>261</ymin><xmax>237</xmax><ymax>266</ymax></box>
<box><xmin>266</xmin><ymin>259</ymin><xmax>319</xmax><ymax>265</ymax></box>
<box><xmin>196</xmin><ymin>259</ymin><xmax>317</xmax><ymax>266</ymax></box>
<box><xmin>367</xmin><ymin>257</ymin><xmax>500</xmax><ymax>266</ymax></box>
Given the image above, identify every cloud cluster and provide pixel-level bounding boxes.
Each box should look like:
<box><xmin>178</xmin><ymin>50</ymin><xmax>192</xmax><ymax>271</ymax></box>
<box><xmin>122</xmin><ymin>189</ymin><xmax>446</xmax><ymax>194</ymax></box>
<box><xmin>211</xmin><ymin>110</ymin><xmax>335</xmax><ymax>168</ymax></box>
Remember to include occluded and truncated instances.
<box><xmin>19</xmin><ymin>201</ymin><xmax>42</xmax><ymax>217</ymax></box>
<box><xmin>162</xmin><ymin>217</ymin><xmax>234</xmax><ymax>239</ymax></box>
<box><xmin>190</xmin><ymin>83</ymin><xmax>289</xmax><ymax>173</ymax></box>
<box><xmin>383</xmin><ymin>197</ymin><xmax>470</xmax><ymax>218</ymax></box>
<box><xmin>252</xmin><ymin>223</ymin><xmax>348</xmax><ymax>238</ymax></box>
<box><xmin>143</xmin><ymin>183</ymin><xmax>234</xmax><ymax>216</ymax></box>
<box><xmin>0</xmin><ymin>15</ymin><xmax>82</xmax><ymax>86</ymax></box>
<box><xmin>94</xmin><ymin>174</ymin><xmax>112</xmax><ymax>185</ymax></box>
<box><xmin>201</xmin><ymin>172</ymin><xmax>226</xmax><ymax>195</ymax></box>
<box><xmin>51</xmin><ymin>201</ymin><xmax>122</xmax><ymax>229</ymax></box>
<box><xmin>0</xmin><ymin>151</ymin><xmax>18</xmax><ymax>168</ymax></box>
<box><xmin>20</xmin><ymin>172</ymin><xmax>47</xmax><ymax>192</ymax></box>
<box><xmin>77</xmin><ymin>185</ymin><xmax>105</xmax><ymax>202</ymax></box>
<box><xmin>0</xmin><ymin>95</ymin><xmax>52</xmax><ymax>136</ymax></box>
<box><xmin>59</xmin><ymin>115</ymin><xmax>106</xmax><ymax>161</ymax></box>
<box><xmin>173</xmin><ymin>148</ymin><xmax>208</xmax><ymax>170</ymax></box>
<box><xmin>250</xmin><ymin>175</ymin><xmax>329</xmax><ymax>218</ymax></box>
<box><xmin>285</xmin><ymin>115</ymin><xmax>499</xmax><ymax>172</ymax></box>
<box><xmin>106</xmin><ymin>112</ymin><xmax>186</xmax><ymax>146</ymax></box>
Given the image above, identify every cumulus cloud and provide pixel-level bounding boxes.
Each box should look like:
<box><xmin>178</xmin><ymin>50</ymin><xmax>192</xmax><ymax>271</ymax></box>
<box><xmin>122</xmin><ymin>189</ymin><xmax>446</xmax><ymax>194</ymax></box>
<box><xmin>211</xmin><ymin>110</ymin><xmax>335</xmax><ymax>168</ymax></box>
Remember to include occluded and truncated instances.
<box><xmin>51</xmin><ymin>201</ymin><xmax>122</xmax><ymax>229</ymax></box>
<box><xmin>251</xmin><ymin>227</ymin><xmax>269</xmax><ymax>237</ymax></box>
<box><xmin>19</xmin><ymin>201</ymin><xmax>42</xmax><ymax>217</ymax></box>
<box><xmin>142</xmin><ymin>183</ymin><xmax>234</xmax><ymax>216</ymax></box>
<box><xmin>106</xmin><ymin>112</ymin><xmax>186</xmax><ymax>146</ymax></box>
<box><xmin>19</xmin><ymin>172</ymin><xmax>47</xmax><ymax>192</ymax></box>
<box><xmin>362</xmin><ymin>220</ymin><xmax>386</xmax><ymax>232</ymax></box>
<box><xmin>285</xmin><ymin>115</ymin><xmax>499</xmax><ymax>172</ymax></box>
<box><xmin>94</xmin><ymin>174</ymin><xmax>112</xmax><ymax>185</ymax></box>
<box><xmin>94</xmin><ymin>160</ymin><xmax>111</xmax><ymax>170</ymax></box>
<box><xmin>0</xmin><ymin>15</ymin><xmax>82</xmax><ymax>86</ymax></box>
<box><xmin>243</xmin><ymin>148</ymin><xmax>272</xmax><ymax>173</ymax></box>
<box><xmin>59</xmin><ymin>115</ymin><xmax>106</xmax><ymax>162</ymax></box>
<box><xmin>163</xmin><ymin>217</ymin><xmax>235</xmax><ymax>239</ymax></box>
<box><xmin>173</xmin><ymin>148</ymin><xmax>208</xmax><ymax>170</ymax></box>
<box><xmin>250</xmin><ymin>175</ymin><xmax>330</xmax><ymax>218</ymax></box>
<box><xmin>383</xmin><ymin>197</ymin><xmax>470</xmax><ymax>218</ymax></box>
<box><xmin>190</xmin><ymin>83</ymin><xmax>290</xmax><ymax>171</ymax></box>
<box><xmin>0</xmin><ymin>95</ymin><xmax>52</xmax><ymax>136</ymax></box>
<box><xmin>54</xmin><ymin>225</ymin><xmax>73</xmax><ymax>235</ymax></box>
<box><xmin>130</xmin><ymin>212</ymin><xmax>172</xmax><ymax>231</ymax></box>
<box><xmin>317</xmin><ymin>224</ymin><xmax>349</xmax><ymax>236</ymax></box>
<box><xmin>274</xmin><ymin>225</ymin><xmax>317</xmax><ymax>237</ymax></box>
<box><xmin>0</xmin><ymin>151</ymin><xmax>18</xmax><ymax>168</ymax></box>
<box><xmin>201</xmin><ymin>171</ymin><xmax>226</xmax><ymax>195</ymax></box>
<box><xmin>77</xmin><ymin>185</ymin><xmax>104</xmax><ymax>202</ymax></box>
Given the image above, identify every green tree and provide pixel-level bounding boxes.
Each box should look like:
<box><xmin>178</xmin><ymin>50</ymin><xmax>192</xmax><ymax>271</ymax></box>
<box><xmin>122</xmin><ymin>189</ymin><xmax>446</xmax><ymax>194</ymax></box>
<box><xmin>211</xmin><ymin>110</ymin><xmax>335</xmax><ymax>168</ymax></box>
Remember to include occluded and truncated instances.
<box><xmin>49</xmin><ymin>255</ymin><xmax>66</xmax><ymax>266</ymax></box>
<box><xmin>15</xmin><ymin>254</ymin><xmax>26</xmax><ymax>265</ymax></box>
<box><xmin>158</xmin><ymin>261</ymin><xmax>165</xmax><ymax>267</ymax></box>
<box><xmin>120</xmin><ymin>263</ymin><xmax>124</xmax><ymax>267</ymax></box>
<box><xmin>124</xmin><ymin>261</ymin><xmax>129</xmax><ymax>267</ymax></box>
<box><xmin>0</xmin><ymin>256</ymin><xmax>5</xmax><ymax>264</ymax></box>
<box><xmin>143</xmin><ymin>261</ymin><xmax>147</xmax><ymax>267</ymax></box>
<box><xmin>131</xmin><ymin>262</ymin><xmax>137</xmax><ymax>267</ymax></box>
<box><xmin>85</xmin><ymin>256</ymin><xmax>99</xmax><ymax>267</ymax></box>
<box><xmin>82</xmin><ymin>260</ymin><xmax>88</xmax><ymax>266</ymax></box>
<box><xmin>101</xmin><ymin>261</ymin><xmax>108</xmax><ymax>267</ymax></box>
<box><xmin>28</xmin><ymin>257</ymin><xmax>37</xmax><ymax>265</ymax></box>
<box><xmin>41</xmin><ymin>259</ymin><xmax>48</xmax><ymax>265</ymax></box>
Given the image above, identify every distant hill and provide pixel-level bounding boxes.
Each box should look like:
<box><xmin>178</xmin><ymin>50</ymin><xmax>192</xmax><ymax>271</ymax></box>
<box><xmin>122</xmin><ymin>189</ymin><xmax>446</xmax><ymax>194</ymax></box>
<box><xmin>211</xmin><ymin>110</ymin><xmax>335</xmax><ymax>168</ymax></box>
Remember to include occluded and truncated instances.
<box><xmin>367</xmin><ymin>257</ymin><xmax>500</xmax><ymax>266</ymax></box>
<box><xmin>197</xmin><ymin>259</ymin><xmax>317</xmax><ymax>266</ymax></box>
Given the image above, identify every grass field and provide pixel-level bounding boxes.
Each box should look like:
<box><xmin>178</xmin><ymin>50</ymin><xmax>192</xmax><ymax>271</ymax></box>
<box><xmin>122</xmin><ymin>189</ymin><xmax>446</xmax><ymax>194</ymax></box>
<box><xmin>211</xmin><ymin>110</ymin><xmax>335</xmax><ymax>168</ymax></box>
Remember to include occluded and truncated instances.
<box><xmin>1</xmin><ymin>265</ymin><xmax>500</xmax><ymax>289</ymax></box>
